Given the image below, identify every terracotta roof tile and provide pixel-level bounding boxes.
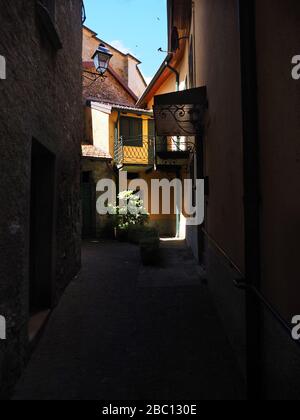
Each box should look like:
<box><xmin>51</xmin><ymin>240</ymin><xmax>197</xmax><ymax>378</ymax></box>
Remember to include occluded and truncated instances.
<box><xmin>82</xmin><ymin>62</ymin><xmax>138</xmax><ymax>102</ymax></box>
<box><xmin>88</xmin><ymin>99</ymin><xmax>153</xmax><ymax>115</ymax></box>
<box><xmin>81</xmin><ymin>145</ymin><xmax>112</xmax><ymax>160</ymax></box>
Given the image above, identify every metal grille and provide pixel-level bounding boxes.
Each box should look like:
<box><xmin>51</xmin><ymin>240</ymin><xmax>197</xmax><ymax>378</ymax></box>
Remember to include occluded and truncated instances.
<box><xmin>114</xmin><ymin>136</ymin><xmax>155</xmax><ymax>167</ymax></box>
<box><xmin>156</xmin><ymin>136</ymin><xmax>195</xmax><ymax>153</ymax></box>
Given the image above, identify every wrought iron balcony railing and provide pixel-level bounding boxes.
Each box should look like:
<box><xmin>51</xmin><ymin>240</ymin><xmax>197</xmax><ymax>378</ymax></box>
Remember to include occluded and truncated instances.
<box><xmin>114</xmin><ymin>136</ymin><xmax>155</xmax><ymax>168</ymax></box>
<box><xmin>114</xmin><ymin>136</ymin><xmax>194</xmax><ymax>169</ymax></box>
<box><xmin>155</xmin><ymin>136</ymin><xmax>194</xmax><ymax>167</ymax></box>
<box><xmin>156</xmin><ymin>136</ymin><xmax>195</xmax><ymax>154</ymax></box>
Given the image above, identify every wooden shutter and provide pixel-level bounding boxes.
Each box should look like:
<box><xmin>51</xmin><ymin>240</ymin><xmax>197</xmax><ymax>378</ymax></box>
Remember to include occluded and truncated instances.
<box><xmin>132</xmin><ymin>118</ymin><xmax>142</xmax><ymax>147</ymax></box>
<box><xmin>120</xmin><ymin>118</ymin><xmax>130</xmax><ymax>144</ymax></box>
<box><xmin>120</xmin><ymin>117</ymin><xmax>143</xmax><ymax>147</ymax></box>
<box><xmin>148</xmin><ymin>120</ymin><xmax>155</xmax><ymax>139</ymax></box>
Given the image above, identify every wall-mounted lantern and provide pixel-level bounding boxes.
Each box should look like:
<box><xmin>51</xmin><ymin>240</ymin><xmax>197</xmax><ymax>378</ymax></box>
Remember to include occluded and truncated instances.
<box><xmin>83</xmin><ymin>43</ymin><xmax>113</xmax><ymax>86</ymax></box>
<box><xmin>92</xmin><ymin>43</ymin><xmax>113</xmax><ymax>76</ymax></box>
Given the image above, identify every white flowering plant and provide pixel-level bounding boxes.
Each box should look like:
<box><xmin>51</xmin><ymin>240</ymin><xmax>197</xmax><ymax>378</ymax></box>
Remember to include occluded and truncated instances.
<box><xmin>110</xmin><ymin>190</ymin><xmax>149</xmax><ymax>232</ymax></box>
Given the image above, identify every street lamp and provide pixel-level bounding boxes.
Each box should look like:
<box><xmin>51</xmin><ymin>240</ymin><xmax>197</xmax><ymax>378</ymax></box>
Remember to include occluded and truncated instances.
<box><xmin>83</xmin><ymin>43</ymin><xmax>113</xmax><ymax>86</ymax></box>
<box><xmin>92</xmin><ymin>43</ymin><xmax>113</xmax><ymax>76</ymax></box>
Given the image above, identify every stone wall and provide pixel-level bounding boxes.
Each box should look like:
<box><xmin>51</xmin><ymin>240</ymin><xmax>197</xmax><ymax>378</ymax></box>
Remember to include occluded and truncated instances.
<box><xmin>0</xmin><ymin>0</ymin><xmax>82</xmax><ymax>398</ymax></box>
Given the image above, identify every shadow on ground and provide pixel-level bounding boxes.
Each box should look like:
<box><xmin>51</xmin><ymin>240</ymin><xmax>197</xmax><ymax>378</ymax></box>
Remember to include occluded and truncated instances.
<box><xmin>14</xmin><ymin>240</ymin><xmax>246</xmax><ymax>400</ymax></box>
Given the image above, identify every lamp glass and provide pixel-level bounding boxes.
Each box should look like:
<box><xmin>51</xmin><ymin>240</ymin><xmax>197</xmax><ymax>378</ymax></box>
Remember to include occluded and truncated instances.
<box><xmin>93</xmin><ymin>44</ymin><xmax>112</xmax><ymax>75</ymax></box>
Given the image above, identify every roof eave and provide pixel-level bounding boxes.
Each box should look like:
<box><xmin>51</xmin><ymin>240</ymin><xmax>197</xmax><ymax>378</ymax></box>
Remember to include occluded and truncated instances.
<box><xmin>136</xmin><ymin>54</ymin><xmax>173</xmax><ymax>107</ymax></box>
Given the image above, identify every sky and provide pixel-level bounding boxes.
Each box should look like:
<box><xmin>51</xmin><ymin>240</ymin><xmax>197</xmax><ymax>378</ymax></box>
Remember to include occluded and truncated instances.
<box><xmin>83</xmin><ymin>0</ymin><xmax>168</xmax><ymax>84</ymax></box>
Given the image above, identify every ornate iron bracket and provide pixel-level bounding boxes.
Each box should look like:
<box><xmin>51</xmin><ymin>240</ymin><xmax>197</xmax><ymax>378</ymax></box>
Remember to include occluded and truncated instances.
<box><xmin>154</xmin><ymin>103</ymin><xmax>207</xmax><ymax>136</ymax></box>
<box><xmin>83</xmin><ymin>70</ymin><xmax>107</xmax><ymax>87</ymax></box>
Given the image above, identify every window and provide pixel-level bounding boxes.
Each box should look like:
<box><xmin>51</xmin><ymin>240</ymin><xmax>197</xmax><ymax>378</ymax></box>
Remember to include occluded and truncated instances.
<box><xmin>120</xmin><ymin>117</ymin><xmax>143</xmax><ymax>147</ymax></box>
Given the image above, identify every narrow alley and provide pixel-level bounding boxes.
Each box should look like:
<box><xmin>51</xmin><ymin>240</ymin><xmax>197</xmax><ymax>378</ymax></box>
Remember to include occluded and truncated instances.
<box><xmin>14</xmin><ymin>241</ymin><xmax>245</xmax><ymax>400</ymax></box>
<box><xmin>1</xmin><ymin>0</ymin><xmax>299</xmax><ymax>402</ymax></box>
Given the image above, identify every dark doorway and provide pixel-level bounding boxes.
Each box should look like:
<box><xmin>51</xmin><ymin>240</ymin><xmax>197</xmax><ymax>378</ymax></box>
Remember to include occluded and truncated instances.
<box><xmin>29</xmin><ymin>140</ymin><xmax>55</xmax><ymax>316</ymax></box>
<box><xmin>81</xmin><ymin>171</ymin><xmax>96</xmax><ymax>238</ymax></box>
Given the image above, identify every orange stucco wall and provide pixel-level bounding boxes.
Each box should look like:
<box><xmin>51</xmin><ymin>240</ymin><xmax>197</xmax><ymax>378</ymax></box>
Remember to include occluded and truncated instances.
<box><xmin>82</xmin><ymin>27</ymin><xmax>146</xmax><ymax>98</ymax></box>
<box><xmin>193</xmin><ymin>0</ymin><xmax>245</xmax><ymax>272</ymax></box>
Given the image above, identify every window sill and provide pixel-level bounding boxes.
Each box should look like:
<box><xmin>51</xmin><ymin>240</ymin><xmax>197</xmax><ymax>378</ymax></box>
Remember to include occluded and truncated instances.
<box><xmin>36</xmin><ymin>1</ymin><xmax>62</xmax><ymax>50</ymax></box>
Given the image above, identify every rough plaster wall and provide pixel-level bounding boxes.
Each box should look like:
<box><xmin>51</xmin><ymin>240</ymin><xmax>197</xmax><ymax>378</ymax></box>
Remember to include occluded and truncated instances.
<box><xmin>0</xmin><ymin>0</ymin><xmax>82</xmax><ymax>397</ymax></box>
<box><xmin>82</xmin><ymin>28</ymin><xmax>99</xmax><ymax>61</ymax></box>
<box><xmin>195</xmin><ymin>0</ymin><xmax>244</xmax><ymax>271</ymax></box>
<box><xmin>82</xmin><ymin>28</ymin><xmax>127</xmax><ymax>79</ymax></box>
<box><xmin>91</xmin><ymin>108</ymin><xmax>110</xmax><ymax>154</ymax></box>
<box><xmin>113</xmin><ymin>53</ymin><xmax>128</xmax><ymax>85</ymax></box>
<box><xmin>82</xmin><ymin>28</ymin><xmax>129</xmax><ymax>86</ymax></box>
<box><xmin>127</xmin><ymin>57</ymin><xmax>146</xmax><ymax>98</ymax></box>
<box><xmin>82</xmin><ymin>29</ymin><xmax>146</xmax><ymax>102</ymax></box>
<box><xmin>255</xmin><ymin>0</ymin><xmax>300</xmax><ymax>321</ymax></box>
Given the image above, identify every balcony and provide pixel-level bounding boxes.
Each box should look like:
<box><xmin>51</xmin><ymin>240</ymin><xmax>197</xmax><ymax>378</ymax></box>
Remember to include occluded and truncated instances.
<box><xmin>114</xmin><ymin>136</ymin><xmax>155</xmax><ymax>172</ymax></box>
<box><xmin>155</xmin><ymin>136</ymin><xmax>192</xmax><ymax>167</ymax></box>
<box><xmin>114</xmin><ymin>136</ymin><xmax>193</xmax><ymax>172</ymax></box>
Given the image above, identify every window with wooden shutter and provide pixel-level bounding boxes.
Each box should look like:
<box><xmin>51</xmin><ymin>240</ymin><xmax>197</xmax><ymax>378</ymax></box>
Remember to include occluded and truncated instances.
<box><xmin>120</xmin><ymin>117</ymin><xmax>143</xmax><ymax>147</ymax></box>
<box><xmin>148</xmin><ymin>120</ymin><xmax>155</xmax><ymax>139</ymax></box>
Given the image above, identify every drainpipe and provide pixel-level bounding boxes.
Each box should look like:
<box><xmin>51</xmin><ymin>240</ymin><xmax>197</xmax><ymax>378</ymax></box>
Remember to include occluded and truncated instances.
<box><xmin>115</xmin><ymin>111</ymin><xmax>120</xmax><ymax>153</ymax></box>
<box><xmin>115</xmin><ymin>111</ymin><xmax>121</xmax><ymax>200</ymax></box>
<box><xmin>239</xmin><ymin>1</ymin><xmax>262</xmax><ymax>400</ymax></box>
<box><xmin>165</xmin><ymin>62</ymin><xmax>181</xmax><ymax>238</ymax></box>
<box><xmin>166</xmin><ymin>61</ymin><xmax>180</xmax><ymax>91</ymax></box>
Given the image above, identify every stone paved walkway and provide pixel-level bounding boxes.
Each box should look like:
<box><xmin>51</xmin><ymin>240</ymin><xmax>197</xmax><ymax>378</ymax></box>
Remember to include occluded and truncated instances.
<box><xmin>14</xmin><ymin>240</ymin><xmax>245</xmax><ymax>400</ymax></box>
